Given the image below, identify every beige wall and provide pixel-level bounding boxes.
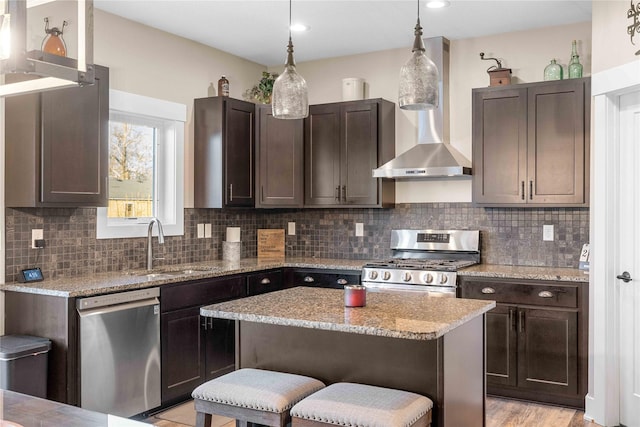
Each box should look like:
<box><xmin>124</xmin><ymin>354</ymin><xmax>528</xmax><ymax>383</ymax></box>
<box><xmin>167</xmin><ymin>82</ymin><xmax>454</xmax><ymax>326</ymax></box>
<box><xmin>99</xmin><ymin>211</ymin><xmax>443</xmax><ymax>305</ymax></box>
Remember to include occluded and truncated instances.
<box><xmin>592</xmin><ymin>0</ymin><xmax>640</xmax><ymax>74</ymax></box>
<box><xmin>284</xmin><ymin>21</ymin><xmax>592</xmax><ymax>203</ymax></box>
<box><xmin>93</xmin><ymin>11</ymin><xmax>265</xmax><ymax>208</ymax></box>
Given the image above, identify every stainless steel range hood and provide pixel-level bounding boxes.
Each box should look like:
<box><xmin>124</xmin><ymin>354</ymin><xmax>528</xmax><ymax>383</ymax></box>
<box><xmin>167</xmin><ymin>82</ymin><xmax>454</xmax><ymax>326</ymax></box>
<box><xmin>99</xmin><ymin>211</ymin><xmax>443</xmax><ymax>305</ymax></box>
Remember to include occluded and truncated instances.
<box><xmin>373</xmin><ymin>37</ymin><xmax>472</xmax><ymax>179</ymax></box>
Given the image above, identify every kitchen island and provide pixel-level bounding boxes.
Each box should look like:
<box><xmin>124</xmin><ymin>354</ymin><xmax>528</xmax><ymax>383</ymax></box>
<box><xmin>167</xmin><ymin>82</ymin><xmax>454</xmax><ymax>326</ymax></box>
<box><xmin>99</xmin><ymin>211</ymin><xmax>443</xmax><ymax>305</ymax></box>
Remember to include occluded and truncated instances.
<box><xmin>0</xmin><ymin>389</ymin><xmax>148</xmax><ymax>427</ymax></box>
<box><xmin>201</xmin><ymin>287</ymin><xmax>495</xmax><ymax>427</ymax></box>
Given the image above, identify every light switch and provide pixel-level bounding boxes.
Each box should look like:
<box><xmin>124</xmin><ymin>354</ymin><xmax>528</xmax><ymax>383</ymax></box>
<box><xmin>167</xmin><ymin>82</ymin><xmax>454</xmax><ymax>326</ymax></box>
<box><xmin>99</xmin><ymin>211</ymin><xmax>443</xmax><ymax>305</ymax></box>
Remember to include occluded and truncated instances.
<box><xmin>543</xmin><ymin>224</ymin><xmax>554</xmax><ymax>241</ymax></box>
<box><xmin>288</xmin><ymin>222</ymin><xmax>296</xmax><ymax>236</ymax></box>
<box><xmin>355</xmin><ymin>223</ymin><xmax>364</xmax><ymax>237</ymax></box>
<box><xmin>197</xmin><ymin>224</ymin><xmax>205</xmax><ymax>239</ymax></box>
<box><xmin>204</xmin><ymin>224</ymin><xmax>212</xmax><ymax>238</ymax></box>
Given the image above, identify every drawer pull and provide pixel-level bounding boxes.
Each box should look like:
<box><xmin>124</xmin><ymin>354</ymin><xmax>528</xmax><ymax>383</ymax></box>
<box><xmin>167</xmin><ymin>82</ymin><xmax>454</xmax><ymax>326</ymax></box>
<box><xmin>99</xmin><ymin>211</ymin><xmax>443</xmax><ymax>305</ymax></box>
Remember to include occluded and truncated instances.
<box><xmin>538</xmin><ymin>290</ymin><xmax>554</xmax><ymax>298</ymax></box>
<box><xmin>304</xmin><ymin>276</ymin><xmax>315</xmax><ymax>283</ymax></box>
<box><xmin>260</xmin><ymin>278</ymin><xmax>271</xmax><ymax>285</ymax></box>
<box><xmin>481</xmin><ymin>287</ymin><xmax>496</xmax><ymax>294</ymax></box>
<box><xmin>337</xmin><ymin>278</ymin><xmax>348</xmax><ymax>285</ymax></box>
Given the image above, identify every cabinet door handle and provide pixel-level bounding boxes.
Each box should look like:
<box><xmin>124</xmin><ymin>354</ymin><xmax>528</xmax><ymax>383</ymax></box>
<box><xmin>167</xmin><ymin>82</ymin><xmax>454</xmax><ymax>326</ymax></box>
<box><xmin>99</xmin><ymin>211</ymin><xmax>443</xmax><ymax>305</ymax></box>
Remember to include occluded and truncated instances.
<box><xmin>509</xmin><ymin>308</ymin><xmax>516</xmax><ymax>331</ymax></box>
<box><xmin>201</xmin><ymin>316</ymin><xmax>208</xmax><ymax>330</ymax></box>
<box><xmin>521</xmin><ymin>181</ymin><xmax>525</xmax><ymax>200</ymax></box>
<box><xmin>518</xmin><ymin>310</ymin><xmax>525</xmax><ymax>333</ymax></box>
<box><xmin>538</xmin><ymin>290</ymin><xmax>554</xmax><ymax>298</ymax></box>
<box><xmin>335</xmin><ymin>186</ymin><xmax>340</xmax><ymax>202</ymax></box>
<box><xmin>337</xmin><ymin>278</ymin><xmax>348</xmax><ymax>285</ymax></box>
<box><xmin>260</xmin><ymin>278</ymin><xmax>271</xmax><ymax>285</ymax></box>
<box><xmin>229</xmin><ymin>183</ymin><xmax>233</xmax><ymax>201</ymax></box>
<box><xmin>304</xmin><ymin>276</ymin><xmax>315</xmax><ymax>283</ymax></box>
<box><xmin>481</xmin><ymin>287</ymin><xmax>496</xmax><ymax>294</ymax></box>
<box><xmin>342</xmin><ymin>185</ymin><xmax>346</xmax><ymax>202</ymax></box>
<box><xmin>261</xmin><ymin>186</ymin><xmax>264</xmax><ymax>202</ymax></box>
<box><xmin>529</xmin><ymin>180</ymin><xmax>533</xmax><ymax>200</ymax></box>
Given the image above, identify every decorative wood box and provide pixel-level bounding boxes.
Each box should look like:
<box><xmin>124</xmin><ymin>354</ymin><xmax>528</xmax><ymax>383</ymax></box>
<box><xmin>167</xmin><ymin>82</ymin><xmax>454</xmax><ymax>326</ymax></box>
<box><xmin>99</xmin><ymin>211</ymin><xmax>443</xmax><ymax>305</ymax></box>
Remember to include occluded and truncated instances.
<box><xmin>488</xmin><ymin>68</ymin><xmax>512</xmax><ymax>86</ymax></box>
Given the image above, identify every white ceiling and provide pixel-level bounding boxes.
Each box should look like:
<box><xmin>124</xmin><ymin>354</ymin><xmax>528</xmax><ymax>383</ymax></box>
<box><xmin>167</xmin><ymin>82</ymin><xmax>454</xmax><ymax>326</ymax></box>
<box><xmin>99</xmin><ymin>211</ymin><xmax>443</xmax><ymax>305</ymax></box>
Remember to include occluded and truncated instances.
<box><xmin>94</xmin><ymin>0</ymin><xmax>592</xmax><ymax>67</ymax></box>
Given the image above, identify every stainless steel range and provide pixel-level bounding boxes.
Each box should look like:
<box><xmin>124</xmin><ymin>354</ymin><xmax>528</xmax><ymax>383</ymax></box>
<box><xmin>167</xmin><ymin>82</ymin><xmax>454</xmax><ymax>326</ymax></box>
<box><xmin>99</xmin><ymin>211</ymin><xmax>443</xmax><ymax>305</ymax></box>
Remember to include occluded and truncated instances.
<box><xmin>362</xmin><ymin>229</ymin><xmax>480</xmax><ymax>297</ymax></box>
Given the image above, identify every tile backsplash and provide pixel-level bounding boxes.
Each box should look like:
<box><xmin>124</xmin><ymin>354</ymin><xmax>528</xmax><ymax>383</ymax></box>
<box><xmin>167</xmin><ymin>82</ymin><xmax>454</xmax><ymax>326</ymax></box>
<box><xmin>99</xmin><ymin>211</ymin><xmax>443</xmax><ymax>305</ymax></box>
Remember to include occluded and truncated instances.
<box><xmin>5</xmin><ymin>204</ymin><xmax>589</xmax><ymax>282</ymax></box>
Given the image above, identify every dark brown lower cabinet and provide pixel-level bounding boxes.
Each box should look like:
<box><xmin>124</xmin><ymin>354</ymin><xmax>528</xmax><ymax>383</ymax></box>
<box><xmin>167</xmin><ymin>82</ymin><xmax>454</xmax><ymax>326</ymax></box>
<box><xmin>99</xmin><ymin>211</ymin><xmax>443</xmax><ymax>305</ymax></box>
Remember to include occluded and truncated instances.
<box><xmin>459</xmin><ymin>276</ymin><xmax>587</xmax><ymax>409</ymax></box>
<box><xmin>160</xmin><ymin>276</ymin><xmax>246</xmax><ymax>405</ymax></box>
<box><xmin>284</xmin><ymin>268</ymin><xmax>361</xmax><ymax>289</ymax></box>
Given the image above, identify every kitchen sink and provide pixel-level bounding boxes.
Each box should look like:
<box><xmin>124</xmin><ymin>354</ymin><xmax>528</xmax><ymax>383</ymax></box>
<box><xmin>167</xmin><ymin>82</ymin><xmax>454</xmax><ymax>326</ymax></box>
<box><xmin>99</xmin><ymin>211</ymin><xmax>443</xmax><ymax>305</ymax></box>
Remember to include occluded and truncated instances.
<box><xmin>124</xmin><ymin>267</ymin><xmax>220</xmax><ymax>278</ymax></box>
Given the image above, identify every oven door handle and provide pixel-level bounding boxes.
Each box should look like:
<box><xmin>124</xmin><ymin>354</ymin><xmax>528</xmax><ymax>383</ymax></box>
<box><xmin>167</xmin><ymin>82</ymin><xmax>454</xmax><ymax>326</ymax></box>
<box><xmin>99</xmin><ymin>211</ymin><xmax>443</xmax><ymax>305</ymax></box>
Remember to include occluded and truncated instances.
<box><xmin>362</xmin><ymin>282</ymin><xmax>457</xmax><ymax>297</ymax></box>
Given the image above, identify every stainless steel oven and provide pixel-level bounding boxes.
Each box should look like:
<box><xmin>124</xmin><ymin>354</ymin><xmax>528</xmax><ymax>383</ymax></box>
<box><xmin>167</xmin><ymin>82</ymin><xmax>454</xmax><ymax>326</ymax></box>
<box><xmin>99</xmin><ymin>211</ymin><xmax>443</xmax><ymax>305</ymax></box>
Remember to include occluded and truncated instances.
<box><xmin>361</xmin><ymin>229</ymin><xmax>480</xmax><ymax>297</ymax></box>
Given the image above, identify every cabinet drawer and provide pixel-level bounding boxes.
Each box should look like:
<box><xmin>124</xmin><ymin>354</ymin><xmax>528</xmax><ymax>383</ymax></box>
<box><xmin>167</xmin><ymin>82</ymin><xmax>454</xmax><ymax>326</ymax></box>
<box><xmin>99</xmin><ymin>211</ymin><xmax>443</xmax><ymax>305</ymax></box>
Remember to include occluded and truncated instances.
<box><xmin>461</xmin><ymin>280</ymin><xmax>578</xmax><ymax>308</ymax></box>
<box><xmin>161</xmin><ymin>276</ymin><xmax>246</xmax><ymax>312</ymax></box>
<box><xmin>290</xmin><ymin>270</ymin><xmax>361</xmax><ymax>289</ymax></box>
<box><xmin>247</xmin><ymin>270</ymin><xmax>284</xmax><ymax>296</ymax></box>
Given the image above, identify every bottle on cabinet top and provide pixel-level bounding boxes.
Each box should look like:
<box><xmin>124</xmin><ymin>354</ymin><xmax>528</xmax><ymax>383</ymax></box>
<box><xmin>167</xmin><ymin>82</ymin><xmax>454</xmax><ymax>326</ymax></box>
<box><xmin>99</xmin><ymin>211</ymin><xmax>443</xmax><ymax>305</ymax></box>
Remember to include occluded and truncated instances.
<box><xmin>544</xmin><ymin>59</ymin><xmax>563</xmax><ymax>81</ymax></box>
<box><xmin>568</xmin><ymin>40</ymin><xmax>583</xmax><ymax>79</ymax></box>
<box><xmin>218</xmin><ymin>75</ymin><xmax>230</xmax><ymax>97</ymax></box>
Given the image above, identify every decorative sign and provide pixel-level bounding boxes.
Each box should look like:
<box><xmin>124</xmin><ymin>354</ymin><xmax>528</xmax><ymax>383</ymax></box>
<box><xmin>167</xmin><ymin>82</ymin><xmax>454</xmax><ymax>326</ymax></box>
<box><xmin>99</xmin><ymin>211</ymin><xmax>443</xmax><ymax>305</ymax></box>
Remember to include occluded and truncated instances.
<box><xmin>257</xmin><ymin>229</ymin><xmax>285</xmax><ymax>258</ymax></box>
<box><xmin>628</xmin><ymin>0</ymin><xmax>640</xmax><ymax>55</ymax></box>
<box><xmin>578</xmin><ymin>243</ymin><xmax>590</xmax><ymax>271</ymax></box>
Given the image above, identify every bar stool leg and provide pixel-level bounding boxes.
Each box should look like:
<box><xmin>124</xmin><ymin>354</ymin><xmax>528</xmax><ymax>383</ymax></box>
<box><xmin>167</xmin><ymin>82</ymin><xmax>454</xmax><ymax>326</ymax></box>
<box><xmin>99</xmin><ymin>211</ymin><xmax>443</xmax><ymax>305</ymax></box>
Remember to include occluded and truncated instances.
<box><xmin>195</xmin><ymin>411</ymin><xmax>212</xmax><ymax>427</ymax></box>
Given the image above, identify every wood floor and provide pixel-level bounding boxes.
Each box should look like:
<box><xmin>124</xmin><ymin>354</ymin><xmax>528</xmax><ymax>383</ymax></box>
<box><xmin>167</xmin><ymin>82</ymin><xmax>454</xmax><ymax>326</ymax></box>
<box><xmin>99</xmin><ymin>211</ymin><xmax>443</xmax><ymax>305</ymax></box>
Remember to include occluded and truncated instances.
<box><xmin>145</xmin><ymin>396</ymin><xmax>603</xmax><ymax>427</ymax></box>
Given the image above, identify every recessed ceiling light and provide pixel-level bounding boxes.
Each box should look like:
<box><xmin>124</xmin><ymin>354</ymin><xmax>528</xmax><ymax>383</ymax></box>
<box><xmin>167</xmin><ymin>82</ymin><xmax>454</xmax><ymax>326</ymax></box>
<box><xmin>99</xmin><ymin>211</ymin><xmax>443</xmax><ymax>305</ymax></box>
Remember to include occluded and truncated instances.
<box><xmin>290</xmin><ymin>23</ymin><xmax>310</xmax><ymax>32</ymax></box>
<box><xmin>426</xmin><ymin>0</ymin><xmax>450</xmax><ymax>8</ymax></box>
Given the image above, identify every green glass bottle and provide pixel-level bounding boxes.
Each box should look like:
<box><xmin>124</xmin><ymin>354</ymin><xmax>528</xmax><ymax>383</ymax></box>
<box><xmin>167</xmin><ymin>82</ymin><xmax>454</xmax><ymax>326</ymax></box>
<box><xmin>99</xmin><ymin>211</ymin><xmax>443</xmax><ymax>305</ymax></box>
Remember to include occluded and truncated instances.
<box><xmin>544</xmin><ymin>59</ymin><xmax>563</xmax><ymax>81</ymax></box>
<box><xmin>568</xmin><ymin>40</ymin><xmax>583</xmax><ymax>79</ymax></box>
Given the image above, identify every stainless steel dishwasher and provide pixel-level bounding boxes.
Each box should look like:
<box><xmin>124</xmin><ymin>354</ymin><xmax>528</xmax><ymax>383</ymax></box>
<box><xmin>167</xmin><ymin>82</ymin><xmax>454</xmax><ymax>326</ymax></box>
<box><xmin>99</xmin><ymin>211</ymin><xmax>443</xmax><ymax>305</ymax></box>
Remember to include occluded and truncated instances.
<box><xmin>77</xmin><ymin>287</ymin><xmax>161</xmax><ymax>417</ymax></box>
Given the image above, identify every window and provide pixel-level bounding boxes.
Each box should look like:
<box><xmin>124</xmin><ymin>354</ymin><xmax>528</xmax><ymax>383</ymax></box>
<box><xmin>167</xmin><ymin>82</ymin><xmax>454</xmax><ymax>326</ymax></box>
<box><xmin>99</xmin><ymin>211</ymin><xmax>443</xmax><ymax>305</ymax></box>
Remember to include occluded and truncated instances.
<box><xmin>96</xmin><ymin>90</ymin><xmax>186</xmax><ymax>239</ymax></box>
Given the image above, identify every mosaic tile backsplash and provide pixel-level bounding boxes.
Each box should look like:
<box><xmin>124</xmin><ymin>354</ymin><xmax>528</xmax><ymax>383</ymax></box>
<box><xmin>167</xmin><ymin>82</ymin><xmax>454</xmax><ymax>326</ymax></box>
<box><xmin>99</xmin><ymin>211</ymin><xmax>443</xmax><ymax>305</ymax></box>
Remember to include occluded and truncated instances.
<box><xmin>5</xmin><ymin>204</ymin><xmax>589</xmax><ymax>282</ymax></box>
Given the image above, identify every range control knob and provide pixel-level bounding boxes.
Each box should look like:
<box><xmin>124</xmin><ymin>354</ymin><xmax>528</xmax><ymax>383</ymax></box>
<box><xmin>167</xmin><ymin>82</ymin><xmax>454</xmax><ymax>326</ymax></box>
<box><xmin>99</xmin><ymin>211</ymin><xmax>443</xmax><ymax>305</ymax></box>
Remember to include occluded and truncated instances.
<box><xmin>402</xmin><ymin>272</ymin><xmax>412</xmax><ymax>282</ymax></box>
<box><xmin>368</xmin><ymin>270</ymin><xmax>378</xmax><ymax>280</ymax></box>
<box><xmin>423</xmin><ymin>273</ymin><xmax>434</xmax><ymax>284</ymax></box>
<box><xmin>440</xmin><ymin>274</ymin><xmax>448</xmax><ymax>285</ymax></box>
<box><xmin>382</xmin><ymin>271</ymin><xmax>391</xmax><ymax>281</ymax></box>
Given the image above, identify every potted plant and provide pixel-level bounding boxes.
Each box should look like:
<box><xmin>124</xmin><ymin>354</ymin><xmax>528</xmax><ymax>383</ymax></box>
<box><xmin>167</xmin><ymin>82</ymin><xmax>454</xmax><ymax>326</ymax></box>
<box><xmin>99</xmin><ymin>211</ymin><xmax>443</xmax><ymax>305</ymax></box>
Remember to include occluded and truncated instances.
<box><xmin>244</xmin><ymin>71</ymin><xmax>278</xmax><ymax>104</ymax></box>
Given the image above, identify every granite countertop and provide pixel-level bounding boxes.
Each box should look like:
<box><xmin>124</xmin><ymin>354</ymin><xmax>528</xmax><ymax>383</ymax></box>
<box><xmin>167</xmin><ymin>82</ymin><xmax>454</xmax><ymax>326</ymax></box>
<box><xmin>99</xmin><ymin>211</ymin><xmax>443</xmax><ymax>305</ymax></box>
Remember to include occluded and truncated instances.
<box><xmin>0</xmin><ymin>389</ymin><xmax>147</xmax><ymax>427</ymax></box>
<box><xmin>0</xmin><ymin>257</ymin><xmax>587</xmax><ymax>297</ymax></box>
<box><xmin>459</xmin><ymin>264</ymin><xmax>589</xmax><ymax>283</ymax></box>
<box><xmin>201</xmin><ymin>286</ymin><xmax>495</xmax><ymax>340</ymax></box>
<box><xmin>0</xmin><ymin>257</ymin><xmax>368</xmax><ymax>298</ymax></box>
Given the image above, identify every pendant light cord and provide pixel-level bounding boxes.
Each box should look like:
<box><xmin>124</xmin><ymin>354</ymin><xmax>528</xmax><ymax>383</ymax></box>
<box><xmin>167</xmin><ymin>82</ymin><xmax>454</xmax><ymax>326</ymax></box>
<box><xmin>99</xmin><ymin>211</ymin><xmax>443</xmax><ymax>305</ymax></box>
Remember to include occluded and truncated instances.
<box><xmin>289</xmin><ymin>0</ymin><xmax>292</xmax><ymax>40</ymax></box>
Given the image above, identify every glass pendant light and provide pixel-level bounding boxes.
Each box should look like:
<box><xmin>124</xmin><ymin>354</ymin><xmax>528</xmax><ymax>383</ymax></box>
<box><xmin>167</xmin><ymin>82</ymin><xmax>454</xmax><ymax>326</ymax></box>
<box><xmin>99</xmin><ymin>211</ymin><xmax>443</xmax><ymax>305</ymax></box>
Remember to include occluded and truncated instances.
<box><xmin>272</xmin><ymin>0</ymin><xmax>308</xmax><ymax>119</ymax></box>
<box><xmin>398</xmin><ymin>0</ymin><xmax>439</xmax><ymax>110</ymax></box>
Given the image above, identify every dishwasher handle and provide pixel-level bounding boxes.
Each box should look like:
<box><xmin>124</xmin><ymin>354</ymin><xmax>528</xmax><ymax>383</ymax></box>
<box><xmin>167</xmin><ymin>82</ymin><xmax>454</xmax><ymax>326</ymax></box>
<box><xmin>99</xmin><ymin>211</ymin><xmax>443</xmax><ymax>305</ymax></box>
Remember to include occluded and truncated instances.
<box><xmin>78</xmin><ymin>297</ymin><xmax>159</xmax><ymax>317</ymax></box>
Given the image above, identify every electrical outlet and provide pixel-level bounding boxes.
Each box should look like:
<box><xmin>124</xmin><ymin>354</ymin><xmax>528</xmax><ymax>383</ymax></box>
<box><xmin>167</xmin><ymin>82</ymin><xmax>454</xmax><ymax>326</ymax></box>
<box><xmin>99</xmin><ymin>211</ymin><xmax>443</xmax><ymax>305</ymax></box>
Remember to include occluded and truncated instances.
<box><xmin>204</xmin><ymin>224</ymin><xmax>212</xmax><ymax>238</ymax></box>
<box><xmin>31</xmin><ymin>229</ymin><xmax>43</xmax><ymax>249</ymax></box>
<box><xmin>543</xmin><ymin>224</ymin><xmax>554</xmax><ymax>241</ymax></box>
<box><xmin>197</xmin><ymin>224</ymin><xmax>205</xmax><ymax>239</ymax></box>
<box><xmin>288</xmin><ymin>222</ymin><xmax>296</xmax><ymax>236</ymax></box>
<box><xmin>355</xmin><ymin>223</ymin><xmax>364</xmax><ymax>237</ymax></box>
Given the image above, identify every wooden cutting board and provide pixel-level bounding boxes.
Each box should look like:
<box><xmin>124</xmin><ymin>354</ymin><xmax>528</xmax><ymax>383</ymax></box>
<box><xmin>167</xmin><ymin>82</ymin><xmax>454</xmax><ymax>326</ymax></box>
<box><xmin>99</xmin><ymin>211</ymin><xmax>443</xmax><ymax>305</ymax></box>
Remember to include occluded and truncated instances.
<box><xmin>257</xmin><ymin>229</ymin><xmax>285</xmax><ymax>258</ymax></box>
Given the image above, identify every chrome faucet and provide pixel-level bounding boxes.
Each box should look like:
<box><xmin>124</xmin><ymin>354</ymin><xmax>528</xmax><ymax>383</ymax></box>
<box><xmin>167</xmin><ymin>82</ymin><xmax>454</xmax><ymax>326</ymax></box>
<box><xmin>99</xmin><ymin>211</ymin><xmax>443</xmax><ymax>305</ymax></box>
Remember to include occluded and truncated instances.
<box><xmin>147</xmin><ymin>217</ymin><xmax>165</xmax><ymax>271</ymax></box>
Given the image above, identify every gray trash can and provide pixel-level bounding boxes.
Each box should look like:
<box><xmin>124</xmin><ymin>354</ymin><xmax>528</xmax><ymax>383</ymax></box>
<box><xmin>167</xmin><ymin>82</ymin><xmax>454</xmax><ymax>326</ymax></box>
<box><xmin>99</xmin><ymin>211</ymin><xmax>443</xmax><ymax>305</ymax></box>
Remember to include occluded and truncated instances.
<box><xmin>0</xmin><ymin>335</ymin><xmax>51</xmax><ymax>398</ymax></box>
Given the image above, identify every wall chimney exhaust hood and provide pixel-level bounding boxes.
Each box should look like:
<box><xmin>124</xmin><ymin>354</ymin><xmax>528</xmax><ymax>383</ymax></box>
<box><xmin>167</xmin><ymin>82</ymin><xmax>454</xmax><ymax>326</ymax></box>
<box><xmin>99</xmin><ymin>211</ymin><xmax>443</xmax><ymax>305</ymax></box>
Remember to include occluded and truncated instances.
<box><xmin>373</xmin><ymin>37</ymin><xmax>472</xmax><ymax>179</ymax></box>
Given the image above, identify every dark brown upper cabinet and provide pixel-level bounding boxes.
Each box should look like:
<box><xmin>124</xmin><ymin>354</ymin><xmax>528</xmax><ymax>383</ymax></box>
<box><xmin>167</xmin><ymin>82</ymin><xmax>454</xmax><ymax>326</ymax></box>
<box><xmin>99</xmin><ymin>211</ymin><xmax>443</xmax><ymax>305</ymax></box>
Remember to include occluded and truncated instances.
<box><xmin>194</xmin><ymin>97</ymin><xmax>255</xmax><ymax>208</ymax></box>
<box><xmin>304</xmin><ymin>98</ymin><xmax>395</xmax><ymax>208</ymax></box>
<box><xmin>255</xmin><ymin>105</ymin><xmax>304</xmax><ymax>208</ymax></box>
<box><xmin>5</xmin><ymin>65</ymin><xmax>109</xmax><ymax>207</ymax></box>
<box><xmin>472</xmin><ymin>77</ymin><xmax>590</xmax><ymax>207</ymax></box>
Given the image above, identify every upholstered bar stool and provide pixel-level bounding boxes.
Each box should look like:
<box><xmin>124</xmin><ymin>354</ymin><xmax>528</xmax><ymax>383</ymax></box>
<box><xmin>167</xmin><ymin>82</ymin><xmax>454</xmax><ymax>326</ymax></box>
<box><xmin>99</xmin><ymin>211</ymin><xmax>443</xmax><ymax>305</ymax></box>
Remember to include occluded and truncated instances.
<box><xmin>290</xmin><ymin>382</ymin><xmax>433</xmax><ymax>427</ymax></box>
<box><xmin>191</xmin><ymin>368</ymin><xmax>325</xmax><ymax>427</ymax></box>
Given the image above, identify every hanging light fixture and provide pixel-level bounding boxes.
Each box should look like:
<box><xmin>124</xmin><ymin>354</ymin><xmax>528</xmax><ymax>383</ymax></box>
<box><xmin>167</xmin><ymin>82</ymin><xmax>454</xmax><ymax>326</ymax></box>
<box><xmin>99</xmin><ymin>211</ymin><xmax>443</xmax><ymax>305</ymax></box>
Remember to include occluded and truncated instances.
<box><xmin>272</xmin><ymin>0</ymin><xmax>308</xmax><ymax>119</ymax></box>
<box><xmin>0</xmin><ymin>0</ymin><xmax>94</xmax><ymax>97</ymax></box>
<box><xmin>398</xmin><ymin>0</ymin><xmax>439</xmax><ymax>110</ymax></box>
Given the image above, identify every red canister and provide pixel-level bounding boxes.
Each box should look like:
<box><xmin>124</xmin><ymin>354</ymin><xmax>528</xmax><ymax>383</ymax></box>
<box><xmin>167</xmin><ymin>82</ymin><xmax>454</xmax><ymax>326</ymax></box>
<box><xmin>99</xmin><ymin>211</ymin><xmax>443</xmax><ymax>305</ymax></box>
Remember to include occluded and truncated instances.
<box><xmin>344</xmin><ymin>284</ymin><xmax>366</xmax><ymax>307</ymax></box>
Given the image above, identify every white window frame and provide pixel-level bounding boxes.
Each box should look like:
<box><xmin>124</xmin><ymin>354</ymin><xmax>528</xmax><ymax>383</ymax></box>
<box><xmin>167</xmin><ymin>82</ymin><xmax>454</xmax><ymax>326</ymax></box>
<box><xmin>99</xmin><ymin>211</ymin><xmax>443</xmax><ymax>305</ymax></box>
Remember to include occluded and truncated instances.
<box><xmin>96</xmin><ymin>90</ymin><xmax>186</xmax><ymax>239</ymax></box>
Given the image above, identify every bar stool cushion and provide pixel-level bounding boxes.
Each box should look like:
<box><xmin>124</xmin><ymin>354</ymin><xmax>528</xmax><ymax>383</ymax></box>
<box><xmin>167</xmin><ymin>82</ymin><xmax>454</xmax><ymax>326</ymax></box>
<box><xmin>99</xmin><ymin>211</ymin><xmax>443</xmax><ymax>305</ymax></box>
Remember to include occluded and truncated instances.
<box><xmin>290</xmin><ymin>382</ymin><xmax>433</xmax><ymax>427</ymax></box>
<box><xmin>192</xmin><ymin>368</ymin><xmax>326</xmax><ymax>414</ymax></box>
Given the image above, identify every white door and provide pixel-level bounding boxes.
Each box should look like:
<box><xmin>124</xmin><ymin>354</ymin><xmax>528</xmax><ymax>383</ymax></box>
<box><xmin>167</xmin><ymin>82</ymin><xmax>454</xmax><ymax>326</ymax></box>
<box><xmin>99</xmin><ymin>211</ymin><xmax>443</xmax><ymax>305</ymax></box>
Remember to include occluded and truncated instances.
<box><xmin>618</xmin><ymin>89</ymin><xmax>640</xmax><ymax>426</ymax></box>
